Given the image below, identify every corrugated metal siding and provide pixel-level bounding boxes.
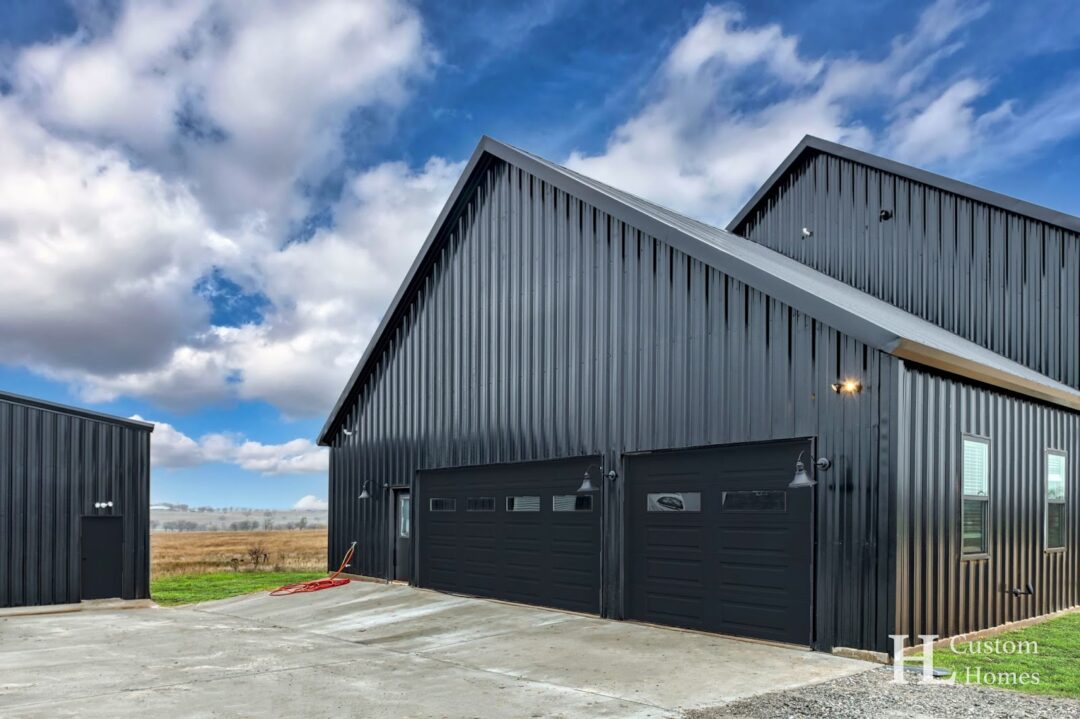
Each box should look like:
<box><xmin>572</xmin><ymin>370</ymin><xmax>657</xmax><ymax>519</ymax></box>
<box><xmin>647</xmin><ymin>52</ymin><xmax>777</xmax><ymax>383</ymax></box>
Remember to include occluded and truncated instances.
<box><xmin>895</xmin><ymin>365</ymin><xmax>1080</xmax><ymax>642</ymax></box>
<box><xmin>0</xmin><ymin>397</ymin><xmax>151</xmax><ymax>607</ymax></box>
<box><xmin>329</xmin><ymin>157</ymin><xmax>899</xmax><ymax>651</ymax></box>
<box><xmin>735</xmin><ymin>152</ymin><xmax>1080</xmax><ymax>391</ymax></box>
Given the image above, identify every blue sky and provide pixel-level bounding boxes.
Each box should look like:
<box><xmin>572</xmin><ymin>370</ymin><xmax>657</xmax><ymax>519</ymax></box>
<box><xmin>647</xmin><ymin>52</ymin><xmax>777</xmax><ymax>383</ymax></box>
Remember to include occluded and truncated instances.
<box><xmin>1</xmin><ymin>0</ymin><xmax>1079</xmax><ymax>508</ymax></box>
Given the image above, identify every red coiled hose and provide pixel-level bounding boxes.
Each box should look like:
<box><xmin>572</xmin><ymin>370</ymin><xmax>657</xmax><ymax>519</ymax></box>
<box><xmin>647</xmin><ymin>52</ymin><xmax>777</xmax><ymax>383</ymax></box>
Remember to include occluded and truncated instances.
<box><xmin>270</xmin><ymin>541</ymin><xmax>356</xmax><ymax>596</ymax></box>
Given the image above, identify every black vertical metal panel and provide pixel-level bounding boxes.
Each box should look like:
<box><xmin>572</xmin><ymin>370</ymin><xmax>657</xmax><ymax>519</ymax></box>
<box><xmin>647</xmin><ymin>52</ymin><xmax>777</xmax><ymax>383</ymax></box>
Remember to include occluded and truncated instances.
<box><xmin>895</xmin><ymin>365</ymin><xmax>1080</xmax><ymax>642</ymax></box>
<box><xmin>328</xmin><ymin>158</ymin><xmax>898</xmax><ymax>651</ymax></box>
<box><xmin>0</xmin><ymin>392</ymin><xmax>151</xmax><ymax>607</ymax></box>
<box><xmin>734</xmin><ymin>151</ymin><xmax>1080</xmax><ymax>391</ymax></box>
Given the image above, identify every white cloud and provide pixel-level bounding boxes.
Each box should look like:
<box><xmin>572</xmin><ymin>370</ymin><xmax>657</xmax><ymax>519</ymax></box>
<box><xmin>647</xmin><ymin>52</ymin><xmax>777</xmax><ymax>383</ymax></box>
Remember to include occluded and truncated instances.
<box><xmin>0</xmin><ymin>0</ymin><xmax>443</xmax><ymax>418</ymax></box>
<box><xmin>293</xmin><ymin>495</ymin><xmax>329</xmax><ymax>511</ymax></box>
<box><xmin>136</xmin><ymin>416</ymin><xmax>205</xmax><ymax>468</ymax></box>
<box><xmin>139</xmin><ymin>416</ymin><xmax>328</xmax><ymax>476</ymax></box>
<box><xmin>12</xmin><ymin>0</ymin><xmax>430</xmax><ymax>228</ymax></box>
<box><xmin>565</xmin><ymin>0</ymin><xmax>1034</xmax><ymax>225</ymax></box>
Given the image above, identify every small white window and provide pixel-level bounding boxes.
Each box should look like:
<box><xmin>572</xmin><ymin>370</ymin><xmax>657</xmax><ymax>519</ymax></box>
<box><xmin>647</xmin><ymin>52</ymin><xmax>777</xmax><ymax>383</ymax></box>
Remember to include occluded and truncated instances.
<box><xmin>553</xmin><ymin>495</ymin><xmax>592</xmax><ymax>512</ymax></box>
<box><xmin>429</xmin><ymin>498</ymin><xmax>456</xmax><ymax>512</ymax></box>
<box><xmin>1047</xmin><ymin>451</ymin><xmax>1067</xmax><ymax>550</ymax></box>
<box><xmin>646</xmin><ymin>492</ymin><xmax>701</xmax><ymax>512</ymax></box>
<box><xmin>962</xmin><ymin>437</ymin><xmax>990</xmax><ymax>555</ymax></box>
<box><xmin>506</xmin><ymin>496</ymin><xmax>540</xmax><ymax>512</ymax></box>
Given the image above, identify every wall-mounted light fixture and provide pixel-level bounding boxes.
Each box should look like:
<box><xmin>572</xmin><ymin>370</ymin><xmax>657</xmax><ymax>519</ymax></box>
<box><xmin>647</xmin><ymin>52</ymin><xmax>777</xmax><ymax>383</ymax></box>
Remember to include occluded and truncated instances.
<box><xmin>789</xmin><ymin>451</ymin><xmax>831</xmax><ymax>489</ymax></box>
<box><xmin>578</xmin><ymin>464</ymin><xmax>617</xmax><ymax>493</ymax></box>
<box><xmin>801</xmin><ymin>227</ymin><xmax>813</xmax><ymax>238</ymax></box>
<box><xmin>831</xmin><ymin>379</ymin><xmax>862</xmax><ymax>395</ymax></box>
<box><xmin>93</xmin><ymin>501</ymin><xmax>114</xmax><ymax>509</ymax></box>
<box><xmin>358</xmin><ymin>480</ymin><xmax>372</xmax><ymax>500</ymax></box>
<box><xmin>879</xmin><ymin>209</ymin><xmax>893</xmax><ymax>221</ymax></box>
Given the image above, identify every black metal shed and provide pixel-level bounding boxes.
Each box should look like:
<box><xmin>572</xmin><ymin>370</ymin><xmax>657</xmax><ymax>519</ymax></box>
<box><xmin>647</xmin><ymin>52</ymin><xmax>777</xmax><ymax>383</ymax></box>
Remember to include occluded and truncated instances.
<box><xmin>320</xmin><ymin>136</ymin><xmax>1079</xmax><ymax>653</ymax></box>
<box><xmin>0</xmin><ymin>390</ymin><xmax>153</xmax><ymax>608</ymax></box>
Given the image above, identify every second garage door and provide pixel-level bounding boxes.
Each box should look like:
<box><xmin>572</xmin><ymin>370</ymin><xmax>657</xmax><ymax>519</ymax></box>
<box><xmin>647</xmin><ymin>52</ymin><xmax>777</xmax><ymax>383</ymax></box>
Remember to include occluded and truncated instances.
<box><xmin>417</xmin><ymin>457</ymin><xmax>602</xmax><ymax>614</ymax></box>
<box><xmin>625</xmin><ymin>440</ymin><xmax>813</xmax><ymax>645</ymax></box>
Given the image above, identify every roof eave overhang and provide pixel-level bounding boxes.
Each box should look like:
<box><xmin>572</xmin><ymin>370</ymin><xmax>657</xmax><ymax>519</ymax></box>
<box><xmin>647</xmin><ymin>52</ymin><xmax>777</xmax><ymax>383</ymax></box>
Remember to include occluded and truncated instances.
<box><xmin>891</xmin><ymin>340</ymin><xmax>1080</xmax><ymax>412</ymax></box>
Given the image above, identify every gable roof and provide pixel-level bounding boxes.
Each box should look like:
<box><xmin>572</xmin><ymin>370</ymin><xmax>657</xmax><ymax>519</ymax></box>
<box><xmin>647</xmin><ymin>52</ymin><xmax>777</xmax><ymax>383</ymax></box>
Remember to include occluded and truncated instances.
<box><xmin>727</xmin><ymin>135</ymin><xmax>1080</xmax><ymax>235</ymax></box>
<box><xmin>0</xmin><ymin>389</ymin><xmax>154</xmax><ymax>432</ymax></box>
<box><xmin>318</xmin><ymin>137</ymin><xmax>1080</xmax><ymax>446</ymax></box>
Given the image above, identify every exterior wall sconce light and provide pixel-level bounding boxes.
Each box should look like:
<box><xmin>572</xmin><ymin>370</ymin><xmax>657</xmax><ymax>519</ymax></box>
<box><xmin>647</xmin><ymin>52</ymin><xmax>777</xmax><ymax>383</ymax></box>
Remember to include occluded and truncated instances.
<box><xmin>801</xmin><ymin>227</ymin><xmax>813</xmax><ymax>238</ymax></box>
<box><xmin>831</xmin><ymin>379</ymin><xmax>862</xmax><ymax>395</ymax></box>
<box><xmin>579</xmin><ymin>464</ymin><xmax>617</xmax><ymax>493</ymax></box>
<box><xmin>93</xmin><ymin>501</ymin><xmax>114</xmax><ymax>509</ymax></box>
<box><xmin>789</xmin><ymin>451</ymin><xmax>831</xmax><ymax>489</ymax></box>
<box><xmin>358</xmin><ymin>480</ymin><xmax>372</xmax><ymax>500</ymax></box>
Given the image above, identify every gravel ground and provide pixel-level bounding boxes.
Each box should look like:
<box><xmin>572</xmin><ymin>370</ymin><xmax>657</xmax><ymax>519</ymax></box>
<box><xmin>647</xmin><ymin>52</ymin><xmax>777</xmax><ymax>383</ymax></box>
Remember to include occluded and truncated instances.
<box><xmin>685</xmin><ymin>667</ymin><xmax>1080</xmax><ymax>719</ymax></box>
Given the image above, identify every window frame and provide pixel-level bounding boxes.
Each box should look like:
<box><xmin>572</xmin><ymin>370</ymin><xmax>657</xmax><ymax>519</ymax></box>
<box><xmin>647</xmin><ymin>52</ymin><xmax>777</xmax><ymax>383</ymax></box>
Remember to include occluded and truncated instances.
<box><xmin>1046</xmin><ymin>449</ymin><xmax>1067</xmax><ymax>553</ymax></box>
<box><xmin>505</xmin><ymin>496</ymin><xmax>541</xmax><ymax>512</ymax></box>
<box><xmin>429</xmin><ymin>498</ymin><xmax>456</xmax><ymax>512</ymax></box>
<box><xmin>960</xmin><ymin>434</ymin><xmax>991</xmax><ymax>559</ymax></box>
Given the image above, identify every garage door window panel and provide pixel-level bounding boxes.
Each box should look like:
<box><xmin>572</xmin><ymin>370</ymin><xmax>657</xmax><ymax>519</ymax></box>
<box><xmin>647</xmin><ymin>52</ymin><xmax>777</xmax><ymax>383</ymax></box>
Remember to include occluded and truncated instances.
<box><xmin>721</xmin><ymin>490</ymin><xmax>787</xmax><ymax>512</ymax></box>
<box><xmin>646</xmin><ymin>492</ymin><xmax>701</xmax><ymax>512</ymax></box>
<box><xmin>553</xmin><ymin>495</ymin><xmax>592</xmax><ymax>511</ymax></box>
<box><xmin>467</xmin><ymin>497</ymin><xmax>496</xmax><ymax>512</ymax></box>
<box><xmin>507</xmin><ymin>496</ymin><xmax>541</xmax><ymax>512</ymax></box>
<box><xmin>430</xmin><ymin>498</ymin><xmax>457</xmax><ymax>512</ymax></box>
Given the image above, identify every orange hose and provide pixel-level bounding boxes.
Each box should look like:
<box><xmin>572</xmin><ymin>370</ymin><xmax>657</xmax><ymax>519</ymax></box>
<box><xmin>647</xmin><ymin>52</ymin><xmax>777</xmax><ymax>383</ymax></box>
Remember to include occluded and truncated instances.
<box><xmin>270</xmin><ymin>542</ymin><xmax>356</xmax><ymax>596</ymax></box>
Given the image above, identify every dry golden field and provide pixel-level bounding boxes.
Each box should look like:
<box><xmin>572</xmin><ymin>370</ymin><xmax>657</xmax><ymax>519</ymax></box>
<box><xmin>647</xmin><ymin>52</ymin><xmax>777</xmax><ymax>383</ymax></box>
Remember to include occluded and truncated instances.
<box><xmin>151</xmin><ymin>530</ymin><xmax>328</xmax><ymax>577</ymax></box>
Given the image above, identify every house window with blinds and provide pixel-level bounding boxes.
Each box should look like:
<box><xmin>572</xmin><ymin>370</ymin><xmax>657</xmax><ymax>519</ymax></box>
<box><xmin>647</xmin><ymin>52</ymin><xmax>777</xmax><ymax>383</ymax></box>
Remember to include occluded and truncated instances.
<box><xmin>962</xmin><ymin>437</ymin><xmax>990</xmax><ymax>555</ymax></box>
<box><xmin>1047</xmin><ymin>451</ymin><xmax>1067</xmax><ymax>550</ymax></box>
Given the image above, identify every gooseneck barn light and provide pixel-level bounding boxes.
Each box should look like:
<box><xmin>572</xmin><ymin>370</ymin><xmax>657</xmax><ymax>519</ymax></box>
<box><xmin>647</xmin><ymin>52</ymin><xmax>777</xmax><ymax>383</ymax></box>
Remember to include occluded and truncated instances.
<box><xmin>358</xmin><ymin>480</ymin><xmax>372</xmax><ymax>500</ymax></box>
<box><xmin>789</xmin><ymin>451</ymin><xmax>831</xmax><ymax>489</ymax></box>
<box><xmin>578</xmin><ymin>464</ymin><xmax>617</xmax><ymax>493</ymax></box>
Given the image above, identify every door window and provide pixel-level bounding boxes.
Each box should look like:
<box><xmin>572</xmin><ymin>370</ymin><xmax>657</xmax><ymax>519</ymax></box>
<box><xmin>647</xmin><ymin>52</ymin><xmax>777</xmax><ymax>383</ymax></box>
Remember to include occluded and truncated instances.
<box><xmin>399</xmin><ymin>495</ymin><xmax>411</xmax><ymax>538</ymax></box>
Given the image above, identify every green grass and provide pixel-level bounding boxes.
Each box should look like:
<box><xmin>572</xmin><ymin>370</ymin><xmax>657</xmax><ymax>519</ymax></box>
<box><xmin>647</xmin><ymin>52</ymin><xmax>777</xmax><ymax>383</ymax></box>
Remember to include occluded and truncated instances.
<box><xmin>151</xmin><ymin>571</ymin><xmax>326</xmax><ymax>606</ymax></box>
<box><xmin>932</xmin><ymin>613</ymin><xmax>1080</xmax><ymax>697</ymax></box>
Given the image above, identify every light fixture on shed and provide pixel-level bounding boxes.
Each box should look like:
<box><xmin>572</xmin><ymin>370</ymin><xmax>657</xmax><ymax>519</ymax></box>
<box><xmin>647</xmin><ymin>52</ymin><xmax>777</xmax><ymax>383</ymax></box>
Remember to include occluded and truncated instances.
<box><xmin>578</xmin><ymin>464</ymin><xmax>616</xmax><ymax>493</ymax></box>
<box><xmin>358</xmin><ymin>481</ymin><xmax>372</xmax><ymax>500</ymax></box>
<box><xmin>789</xmin><ymin>451</ymin><xmax>831</xmax><ymax>489</ymax></box>
<box><xmin>831</xmin><ymin>378</ymin><xmax>862</xmax><ymax>395</ymax></box>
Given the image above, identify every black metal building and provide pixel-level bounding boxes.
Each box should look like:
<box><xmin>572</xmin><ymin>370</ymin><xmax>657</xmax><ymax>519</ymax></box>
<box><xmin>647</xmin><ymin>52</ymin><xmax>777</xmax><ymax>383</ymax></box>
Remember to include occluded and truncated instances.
<box><xmin>0</xmin><ymin>390</ymin><xmax>153</xmax><ymax>608</ymax></box>
<box><xmin>320</xmin><ymin>136</ymin><xmax>1079</xmax><ymax>652</ymax></box>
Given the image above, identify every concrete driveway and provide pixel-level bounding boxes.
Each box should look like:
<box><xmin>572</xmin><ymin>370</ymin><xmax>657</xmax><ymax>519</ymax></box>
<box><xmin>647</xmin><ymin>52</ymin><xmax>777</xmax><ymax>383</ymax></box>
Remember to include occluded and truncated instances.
<box><xmin>0</xmin><ymin>581</ymin><xmax>871</xmax><ymax>718</ymax></box>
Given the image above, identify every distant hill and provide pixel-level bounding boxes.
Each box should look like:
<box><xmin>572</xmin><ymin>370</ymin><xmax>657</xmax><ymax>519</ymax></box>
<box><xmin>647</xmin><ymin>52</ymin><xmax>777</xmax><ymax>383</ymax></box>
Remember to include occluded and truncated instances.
<box><xmin>150</xmin><ymin>504</ymin><xmax>327</xmax><ymax>532</ymax></box>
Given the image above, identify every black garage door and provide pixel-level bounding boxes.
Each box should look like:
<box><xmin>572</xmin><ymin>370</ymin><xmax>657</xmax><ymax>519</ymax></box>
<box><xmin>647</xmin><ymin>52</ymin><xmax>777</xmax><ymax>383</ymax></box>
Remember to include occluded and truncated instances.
<box><xmin>625</xmin><ymin>440</ymin><xmax>813</xmax><ymax>645</ymax></box>
<box><xmin>417</xmin><ymin>457</ymin><xmax>602</xmax><ymax>614</ymax></box>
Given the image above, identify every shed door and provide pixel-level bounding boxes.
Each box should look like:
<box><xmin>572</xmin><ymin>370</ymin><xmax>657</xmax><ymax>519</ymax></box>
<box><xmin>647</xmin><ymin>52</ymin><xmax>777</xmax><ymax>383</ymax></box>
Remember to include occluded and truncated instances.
<box><xmin>81</xmin><ymin>516</ymin><xmax>124</xmax><ymax>600</ymax></box>
<box><xmin>625</xmin><ymin>440</ymin><xmax>813</xmax><ymax>645</ymax></box>
<box><xmin>417</xmin><ymin>457</ymin><xmax>602</xmax><ymax>614</ymax></box>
